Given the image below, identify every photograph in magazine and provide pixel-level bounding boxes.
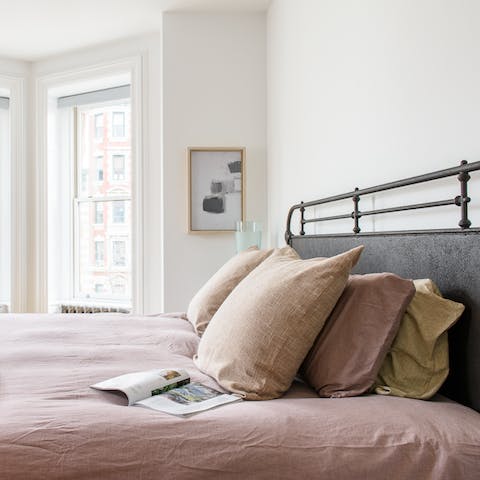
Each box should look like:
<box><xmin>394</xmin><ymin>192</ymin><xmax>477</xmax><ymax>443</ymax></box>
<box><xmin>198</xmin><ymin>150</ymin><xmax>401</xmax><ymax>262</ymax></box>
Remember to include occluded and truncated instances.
<box><xmin>91</xmin><ymin>368</ymin><xmax>241</xmax><ymax>416</ymax></box>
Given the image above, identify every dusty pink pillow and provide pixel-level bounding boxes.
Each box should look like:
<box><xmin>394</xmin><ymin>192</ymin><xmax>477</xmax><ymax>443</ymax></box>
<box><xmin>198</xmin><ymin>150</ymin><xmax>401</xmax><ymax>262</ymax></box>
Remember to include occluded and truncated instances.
<box><xmin>301</xmin><ymin>273</ymin><xmax>415</xmax><ymax>398</ymax></box>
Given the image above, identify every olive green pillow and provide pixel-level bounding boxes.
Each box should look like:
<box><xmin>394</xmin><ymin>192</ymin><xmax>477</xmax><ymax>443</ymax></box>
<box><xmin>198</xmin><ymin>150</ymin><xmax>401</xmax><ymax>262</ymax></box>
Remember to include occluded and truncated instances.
<box><xmin>374</xmin><ymin>279</ymin><xmax>464</xmax><ymax>399</ymax></box>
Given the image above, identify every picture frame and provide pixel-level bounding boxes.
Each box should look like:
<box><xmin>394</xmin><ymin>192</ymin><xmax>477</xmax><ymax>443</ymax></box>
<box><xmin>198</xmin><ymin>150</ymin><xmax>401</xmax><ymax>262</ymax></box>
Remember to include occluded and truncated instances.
<box><xmin>187</xmin><ymin>147</ymin><xmax>245</xmax><ymax>233</ymax></box>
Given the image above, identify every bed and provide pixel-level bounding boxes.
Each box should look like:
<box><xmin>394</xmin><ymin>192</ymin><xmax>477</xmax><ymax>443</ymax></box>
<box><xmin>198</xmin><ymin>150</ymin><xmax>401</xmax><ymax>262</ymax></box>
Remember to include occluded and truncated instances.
<box><xmin>2</xmin><ymin>162</ymin><xmax>480</xmax><ymax>479</ymax></box>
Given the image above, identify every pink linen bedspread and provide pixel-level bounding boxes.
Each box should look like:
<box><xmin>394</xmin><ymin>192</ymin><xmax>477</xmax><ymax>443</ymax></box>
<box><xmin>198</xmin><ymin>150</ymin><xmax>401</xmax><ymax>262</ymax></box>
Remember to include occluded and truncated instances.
<box><xmin>1</xmin><ymin>313</ymin><xmax>480</xmax><ymax>480</ymax></box>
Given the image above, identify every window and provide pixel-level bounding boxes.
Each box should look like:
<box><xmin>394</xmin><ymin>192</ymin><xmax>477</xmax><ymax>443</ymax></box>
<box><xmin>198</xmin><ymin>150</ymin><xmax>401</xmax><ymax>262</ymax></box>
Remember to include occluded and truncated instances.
<box><xmin>112</xmin><ymin>240</ymin><xmax>126</xmax><ymax>267</ymax></box>
<box><xmin>112</xmin><ymin>154</ymin><xmax>125</xmax><ymax>181</ymax></box>
<box><xmin>74</xmin><ymin>100</ymin><xmax>132</xmax><ymax>303</ymax></box>
<box><xmin>111</xmin><ymin>276</ymin><xmax>126</xmax><ymax>295</ymax></box>
<box><xmin>112</xmin><ymin>200</ymin><xmax>125</xmax><ymax>223</ymax></box>
<box><xmin>94</xmin><ymin>203</ymin><xmax>103</xmax><ymax>224</ymax></box>
<box><xmin>80</xmin><ymin>168</ymin><xmax>88</xmax><ymax>193</ymax></box>
<box><xmin>94</xmin><ymin>240</ymin><xmax>104</xmax><ymax>266</ymax></box>
<box><xmin>112</xmin><ymin>112</ymin><xmax>125</xmax><ymax>137</ymax></box>
<box><xmin>0</xmin><ymin>95</ymin><xmax>10</xmax><ymax>309</ymax></box>
<box><xmin>94</xmin><ymin>113</ymin><xmax>104</xmax><ymax>139</ymax></box>
<box><xmin>96</xmin><ymin>155</ymin><xmax>104</xmax><ymax>182</ymax></box>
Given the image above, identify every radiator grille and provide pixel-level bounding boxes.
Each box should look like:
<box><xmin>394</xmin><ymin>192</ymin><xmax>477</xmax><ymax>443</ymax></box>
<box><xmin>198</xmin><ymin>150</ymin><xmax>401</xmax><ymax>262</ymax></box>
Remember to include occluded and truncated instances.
<box><xmin>59</xmin><ymin>304</ymin><xmax>130</xmax><ymax>314</ymax></box>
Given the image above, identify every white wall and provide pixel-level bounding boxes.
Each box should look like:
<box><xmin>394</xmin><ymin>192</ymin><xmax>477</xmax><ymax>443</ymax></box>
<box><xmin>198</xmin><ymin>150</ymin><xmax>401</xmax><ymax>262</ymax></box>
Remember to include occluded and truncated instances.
<box><xmin>163</xmin><ymin>13</ymin><xmax>266</xmax><ymax>310</ymax></box>
<box><xmin>267</xmin><ymin>0</ymin><xmax>480</xmax><ymax>246</ymax></box>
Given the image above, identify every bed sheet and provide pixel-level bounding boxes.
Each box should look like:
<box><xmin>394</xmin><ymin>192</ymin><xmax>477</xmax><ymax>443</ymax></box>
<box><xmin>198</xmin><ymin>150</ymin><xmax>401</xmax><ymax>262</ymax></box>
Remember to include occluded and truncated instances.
<box><xmin>1</xmin><ymin>313</ymin><xmax>480</xmax><ymax>479</ymax></box>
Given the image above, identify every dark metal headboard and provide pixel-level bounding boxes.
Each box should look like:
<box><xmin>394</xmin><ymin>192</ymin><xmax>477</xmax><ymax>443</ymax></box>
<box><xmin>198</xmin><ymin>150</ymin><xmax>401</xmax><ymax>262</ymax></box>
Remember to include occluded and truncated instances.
<box><xmin>285</xmin><ymin>161</ymin><xmax>480</xmax><ymax>412</ymax></box>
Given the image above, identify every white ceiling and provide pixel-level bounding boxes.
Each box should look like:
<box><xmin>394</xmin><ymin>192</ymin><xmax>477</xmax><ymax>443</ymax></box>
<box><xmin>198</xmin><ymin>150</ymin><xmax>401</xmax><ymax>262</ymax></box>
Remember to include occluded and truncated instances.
<box><xmin>0</xmin><ymin>0</ymin><xmax>270</xmax><ymax>62</ymax></box>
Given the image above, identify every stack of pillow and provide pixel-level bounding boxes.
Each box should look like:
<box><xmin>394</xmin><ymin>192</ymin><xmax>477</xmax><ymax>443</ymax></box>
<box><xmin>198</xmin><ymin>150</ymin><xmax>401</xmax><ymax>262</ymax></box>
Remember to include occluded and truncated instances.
<box><xmin>187</xmin><ymin>246</ymin><xmax>464</xmax><ymax>401</ymax></box>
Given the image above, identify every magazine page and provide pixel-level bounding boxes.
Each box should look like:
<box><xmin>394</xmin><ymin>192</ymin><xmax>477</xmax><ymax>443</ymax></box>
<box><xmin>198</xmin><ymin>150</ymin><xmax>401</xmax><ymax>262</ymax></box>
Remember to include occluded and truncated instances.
<box><xmin>135</xmin><ymin>382</ymin><xmax>242</xmax><ymax>416</ymax></box>
<box><xmin>91</xmin><ymin>369</ymin><xmax>190</xmax><ymax>405</ymax></box>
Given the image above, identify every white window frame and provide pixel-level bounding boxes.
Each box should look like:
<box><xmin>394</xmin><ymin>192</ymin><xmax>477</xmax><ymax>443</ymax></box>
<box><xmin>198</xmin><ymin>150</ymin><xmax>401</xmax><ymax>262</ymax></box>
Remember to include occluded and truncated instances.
<box><xmin>37</xmin><ymin>57</ymin><xmax>144</xmax><ymax>313</ymax></box>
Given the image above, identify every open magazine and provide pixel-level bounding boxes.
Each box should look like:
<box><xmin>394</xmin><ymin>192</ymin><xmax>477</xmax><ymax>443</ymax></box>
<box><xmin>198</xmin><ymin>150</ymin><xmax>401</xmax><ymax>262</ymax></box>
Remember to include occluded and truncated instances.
<box><xmin>91</xmin><ymin>368</ymin><xmax>241</xmax><ymax>416</ymax></box>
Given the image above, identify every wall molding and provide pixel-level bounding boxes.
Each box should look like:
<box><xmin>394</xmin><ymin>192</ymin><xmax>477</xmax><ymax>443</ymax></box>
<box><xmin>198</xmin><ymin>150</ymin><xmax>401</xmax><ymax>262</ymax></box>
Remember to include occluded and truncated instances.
<box><xmin>35</xmin><ymin>56</ymin><xmax>145</xmax><ymax>313</ymax></box>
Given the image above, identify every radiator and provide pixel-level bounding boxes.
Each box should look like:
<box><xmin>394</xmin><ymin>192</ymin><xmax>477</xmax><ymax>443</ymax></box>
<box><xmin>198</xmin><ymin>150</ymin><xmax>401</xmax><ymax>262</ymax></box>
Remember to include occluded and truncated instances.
<box><xmin>59</xmin><ymin>304</ymin><xmax>130</xmax><ymax>314</ymax></box>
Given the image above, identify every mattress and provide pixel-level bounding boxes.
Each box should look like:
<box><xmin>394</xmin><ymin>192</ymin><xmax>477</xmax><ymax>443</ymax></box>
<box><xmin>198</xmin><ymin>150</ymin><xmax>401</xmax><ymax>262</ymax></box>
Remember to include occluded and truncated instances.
<box><xmin>1</xmin><ymin>313</ymin><xmax>480</xmax><ymax>479</ymax></box>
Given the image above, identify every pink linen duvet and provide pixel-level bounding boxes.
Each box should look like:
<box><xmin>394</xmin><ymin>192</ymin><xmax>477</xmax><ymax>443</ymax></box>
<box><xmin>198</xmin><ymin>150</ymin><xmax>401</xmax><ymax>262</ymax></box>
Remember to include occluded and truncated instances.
<box><xmin>1</xmin><ymin>313</ymin><xmax>479</xmax><ymax>479</ymax></box>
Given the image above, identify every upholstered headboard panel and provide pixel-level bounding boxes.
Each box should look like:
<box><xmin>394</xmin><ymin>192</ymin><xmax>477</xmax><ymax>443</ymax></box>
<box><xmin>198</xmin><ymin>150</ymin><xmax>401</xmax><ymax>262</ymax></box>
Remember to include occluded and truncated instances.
<box><xmin>291</xmin><ymin>231</ymin><xmax>480</xmax><ymax>412</ymax></box>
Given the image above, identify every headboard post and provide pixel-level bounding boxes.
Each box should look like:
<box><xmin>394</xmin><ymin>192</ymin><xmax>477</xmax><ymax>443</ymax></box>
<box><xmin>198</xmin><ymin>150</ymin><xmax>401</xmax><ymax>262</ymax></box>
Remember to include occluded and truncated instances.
<box><xmin>457</xmin><ymin>160</ymin><xmax>471</xmax><ymax>229</ymax></box>
<box><xmin>352</xmin><ymin>187</ymin><xmax>360</xmax><ymax>234</ymax></box>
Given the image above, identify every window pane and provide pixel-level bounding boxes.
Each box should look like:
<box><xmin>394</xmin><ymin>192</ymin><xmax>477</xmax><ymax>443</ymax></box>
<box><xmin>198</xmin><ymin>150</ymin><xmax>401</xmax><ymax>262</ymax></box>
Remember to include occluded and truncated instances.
<box><xmin>77</xmin><ymin>200</ymin><xmax>131</xmax><ymax>300</ymax></box>
<box><xmin>77</xmin><ymin>103</ymin><xmax>131</xmax><ymax>198</ymax></box>
<box><xmin>76</xmin><ymin>101</ymin><xmax>131</xmax><ymax>303</ymax></box>
<box><xmin>0</xmin><ymin>104</ymin><xmax>10</xmax><ymax>308</ymax></box>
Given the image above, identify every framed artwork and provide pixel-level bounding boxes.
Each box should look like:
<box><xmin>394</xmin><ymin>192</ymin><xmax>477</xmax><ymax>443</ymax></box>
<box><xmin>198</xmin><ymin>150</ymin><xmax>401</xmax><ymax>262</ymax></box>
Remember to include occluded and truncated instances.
<box><xmin>187</xmin><ymin>147</ymin><xmax>245</xmax><ymax>232</ymax></box>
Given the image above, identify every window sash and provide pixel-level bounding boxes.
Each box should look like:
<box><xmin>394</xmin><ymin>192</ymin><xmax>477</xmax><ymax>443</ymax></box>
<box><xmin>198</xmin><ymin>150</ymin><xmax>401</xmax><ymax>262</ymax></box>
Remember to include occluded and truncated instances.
<box><xmin>73</xmin><ymin>102</ymin><xmax>131</xmax><ymax>303</ymax></box>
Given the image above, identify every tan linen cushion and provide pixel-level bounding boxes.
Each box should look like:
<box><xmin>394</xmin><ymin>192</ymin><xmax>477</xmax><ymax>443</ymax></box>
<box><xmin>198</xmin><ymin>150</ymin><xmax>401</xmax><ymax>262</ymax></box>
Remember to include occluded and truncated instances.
<box><xmin>194</xmin><ymin>245</ymin><xmax>364</xmax><ymax>400</ymax></box>
<box><xmin>374</xmin><ymin>279</ymin><xmax>464</xmax><ymax>399</ymax></box>
<box><xmin>187</xmin><ymin>246</ymin><xmax>276</xmax><ymax>335</ymax></box>
<box><xmin>301</xmin><ymin>273</ymin><xmax>415</xmax><ymax>398</ymax></box>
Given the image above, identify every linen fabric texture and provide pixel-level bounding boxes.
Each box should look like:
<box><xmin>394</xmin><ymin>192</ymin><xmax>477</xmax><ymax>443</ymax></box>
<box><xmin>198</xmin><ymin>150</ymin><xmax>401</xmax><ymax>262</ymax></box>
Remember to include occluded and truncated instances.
<box><xmin>187</xmin><ymin>246</ymin><xmax>274</xmax><ymax>335</ymax></box>
<box><xmin>301</xmin><ymin>273</ymin><xmax>415</xmax><ymax>398</ymax></box>
<box><xmin>194</xmin><ymin>245</ymin><xmax>364</xmax><ymax>400</ymax></box>
<box><xmin>374</xmin><ymin>278</ymin><xmax>464</xmax><ymax>399</ymax></box>
<box><xmin>3</xmin><ymin>313</ymin><xmax>480</xmax><ymax>479</ymax></box>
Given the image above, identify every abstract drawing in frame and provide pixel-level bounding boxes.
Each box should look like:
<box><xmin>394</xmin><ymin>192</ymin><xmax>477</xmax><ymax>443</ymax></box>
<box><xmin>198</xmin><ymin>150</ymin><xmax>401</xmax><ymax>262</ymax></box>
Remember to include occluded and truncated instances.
<box><xmin>188</xmin><ymin>147</ymin><xmax>245</xmax><ymax>232</ymax></box>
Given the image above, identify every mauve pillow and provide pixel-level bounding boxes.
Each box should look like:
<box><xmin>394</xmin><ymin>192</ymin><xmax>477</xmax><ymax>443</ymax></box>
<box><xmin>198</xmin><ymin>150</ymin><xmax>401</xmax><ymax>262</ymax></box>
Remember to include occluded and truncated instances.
<box><xmin>301</xmin><ymin>273</ymin><xmax>415</xmax><ymax>398</ymax></box>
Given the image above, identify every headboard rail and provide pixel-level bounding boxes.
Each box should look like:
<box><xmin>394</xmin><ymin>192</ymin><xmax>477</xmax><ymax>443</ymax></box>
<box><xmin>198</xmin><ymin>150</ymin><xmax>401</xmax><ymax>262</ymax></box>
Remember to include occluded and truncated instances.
<box><xmin>285</xmin><ymin>160</ymin><xmax>480</xmax><ymax>243</ymax></box>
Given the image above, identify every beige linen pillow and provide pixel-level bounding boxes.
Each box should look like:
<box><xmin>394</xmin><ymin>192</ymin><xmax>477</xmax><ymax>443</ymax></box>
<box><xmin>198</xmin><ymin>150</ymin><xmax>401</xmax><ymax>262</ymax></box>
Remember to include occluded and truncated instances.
<box><xmin>374</xmin><ymin>279</ymin><xmax>464</xmax><ymax>399</ymax></box>
<box><xmin>187</xmin><ymin>247</ymin><xmax>278</xmax><ymax>335</ymax></box>
<box><xmin>194</xmin><ymin>245</ymin><xmax>364</xmax><ymax>400</ymax></box>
